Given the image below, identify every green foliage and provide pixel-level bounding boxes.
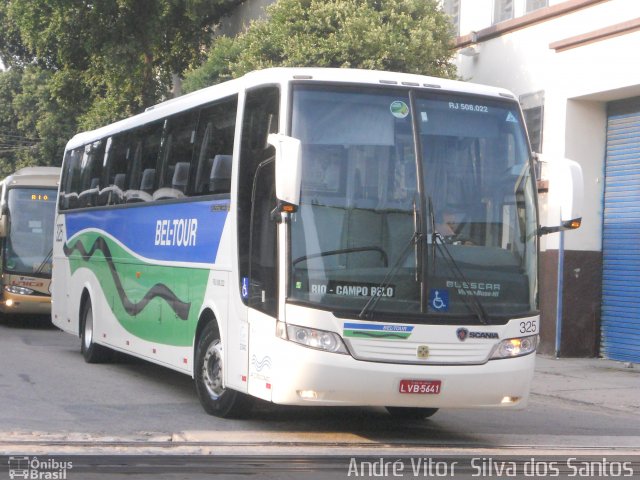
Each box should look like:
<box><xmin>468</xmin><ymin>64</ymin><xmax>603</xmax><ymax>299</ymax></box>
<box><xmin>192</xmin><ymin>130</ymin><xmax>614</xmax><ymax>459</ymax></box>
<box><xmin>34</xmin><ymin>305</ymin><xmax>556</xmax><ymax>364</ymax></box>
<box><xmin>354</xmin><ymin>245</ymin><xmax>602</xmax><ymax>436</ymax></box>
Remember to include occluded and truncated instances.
<box><xmin>0</xmin><ymin>67</ymin><xmax>84</xmax><ymax>175</ymax></box>
<box><xmin>0</xmin><ymin>68</ymin><xmax>28</xmax><ymax>177</ymax></box>
<box><xmin>183</xmin><ymin>0</ymin><xmax>457</xmax><ymax>92</ymax></box>
<box><xmin>0</xmin><ymin>0</ymin><xmax>242</xmax><ymax>171</ymax></box>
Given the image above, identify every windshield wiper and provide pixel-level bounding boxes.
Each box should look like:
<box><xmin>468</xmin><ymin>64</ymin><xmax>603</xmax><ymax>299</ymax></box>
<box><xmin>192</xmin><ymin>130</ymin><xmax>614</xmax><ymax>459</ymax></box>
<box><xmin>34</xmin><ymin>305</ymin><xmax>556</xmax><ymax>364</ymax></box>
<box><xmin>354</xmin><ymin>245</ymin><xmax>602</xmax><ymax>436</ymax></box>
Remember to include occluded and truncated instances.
<box><xmin>358</xmin><ymin>194</ymin><xmax>426</xmax><ymax>319</ymax></box>
<box><xmin>357</xmin><ymin>230</ymin><xmax>421</xmax><ymax>319</ymax></box>
<box><xmin>428</xmin><ymin>197</ymin><xmax>489</xmax><ymax>325</ymax></box>
<box><xmin>35</xmin><ymin>247</ymin><xmax>53</xmax><ymax>275</ymax></box>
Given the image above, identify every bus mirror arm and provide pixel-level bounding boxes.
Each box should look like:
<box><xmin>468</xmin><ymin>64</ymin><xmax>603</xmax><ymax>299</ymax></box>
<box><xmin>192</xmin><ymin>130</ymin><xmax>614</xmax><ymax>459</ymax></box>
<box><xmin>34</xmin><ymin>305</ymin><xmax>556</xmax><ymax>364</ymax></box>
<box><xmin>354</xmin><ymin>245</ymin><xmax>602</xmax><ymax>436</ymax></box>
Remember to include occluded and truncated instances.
<box><xmin>268</xmin><ymin>133</ymin><xmax>302</xmax><ymax>208</ymax></box>
<box><xmin>538</xmin><ymin>218</ymin><xmax>582</xmax><ymax>236</ymax></box>
<box><xmin>270</xmin><ymin>201</ymin><xmax>297</xmax><ymax>223</ymax></box>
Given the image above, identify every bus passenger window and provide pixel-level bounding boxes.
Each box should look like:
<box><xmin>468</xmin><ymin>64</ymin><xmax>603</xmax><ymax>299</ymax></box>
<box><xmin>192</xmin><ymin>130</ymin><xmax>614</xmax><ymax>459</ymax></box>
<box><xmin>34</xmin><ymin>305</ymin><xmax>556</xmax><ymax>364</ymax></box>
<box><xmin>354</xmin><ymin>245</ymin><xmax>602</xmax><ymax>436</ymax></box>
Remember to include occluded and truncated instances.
<box><xmin>77</xmin><ymin>140</ymin><xmax>104</xmax><ymax>208</ymax></box>
<box><xmin>125</xmin><ymin>123</ymin><xmax>162</xmax><ymax>203</ymax></box>
<box><xmin>59</xmin><ymin>147</ymin><xmax>83</xmax><ymax>210</ymax></box>
<box><xmin>157</xmin><ymin>112</ymin><xmax>198</xmax><ymax>198</ymax></box>
<box><xmin>100</xmin><ymin>135</ymin><xmax>131</xmax><ymax>206</ymax></box>
<box><xmin>193</xmin><ymin>96</ymin><xmax>238</xmax><ymax>196</ymax></box>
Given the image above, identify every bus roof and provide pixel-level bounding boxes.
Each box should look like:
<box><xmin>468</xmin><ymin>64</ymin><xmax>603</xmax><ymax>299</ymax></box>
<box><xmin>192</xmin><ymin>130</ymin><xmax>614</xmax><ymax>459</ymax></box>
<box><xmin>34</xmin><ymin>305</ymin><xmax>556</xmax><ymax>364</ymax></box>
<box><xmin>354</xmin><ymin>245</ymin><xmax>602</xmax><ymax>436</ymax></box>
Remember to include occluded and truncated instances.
<box><xmin>2</xmin><ymin>166</ymin><xmax>61</xmax><ymax>189</ymax></box>
<box><xmin>64</xmin><ymin>67</ymin><xmax>518</xmax><ymax>151</ymax></box>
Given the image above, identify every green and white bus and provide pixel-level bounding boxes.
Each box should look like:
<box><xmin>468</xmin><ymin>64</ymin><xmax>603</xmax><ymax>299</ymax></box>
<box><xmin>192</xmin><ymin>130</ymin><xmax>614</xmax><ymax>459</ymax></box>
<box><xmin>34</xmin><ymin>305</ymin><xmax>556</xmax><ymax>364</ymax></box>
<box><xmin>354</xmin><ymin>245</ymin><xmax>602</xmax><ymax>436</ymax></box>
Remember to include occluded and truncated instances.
<box><xmin>0</xmin><ymin>167</ymin><xmax>59</xmax><ymax>316</ymax></box>
<box><xmin>52</xmin><ymin>68</ymin><xmax>582</xmax><ymax>418</ymax></box>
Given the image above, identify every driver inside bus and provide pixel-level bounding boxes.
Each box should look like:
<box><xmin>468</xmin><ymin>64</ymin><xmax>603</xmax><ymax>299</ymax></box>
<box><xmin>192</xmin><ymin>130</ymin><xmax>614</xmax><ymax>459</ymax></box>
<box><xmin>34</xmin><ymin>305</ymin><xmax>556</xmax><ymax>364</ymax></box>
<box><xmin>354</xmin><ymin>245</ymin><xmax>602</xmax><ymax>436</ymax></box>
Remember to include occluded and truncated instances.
<box><xmin>425</xmin><ymin>138</ymin><xmax>478</xmax><ymax>245</ymax></box>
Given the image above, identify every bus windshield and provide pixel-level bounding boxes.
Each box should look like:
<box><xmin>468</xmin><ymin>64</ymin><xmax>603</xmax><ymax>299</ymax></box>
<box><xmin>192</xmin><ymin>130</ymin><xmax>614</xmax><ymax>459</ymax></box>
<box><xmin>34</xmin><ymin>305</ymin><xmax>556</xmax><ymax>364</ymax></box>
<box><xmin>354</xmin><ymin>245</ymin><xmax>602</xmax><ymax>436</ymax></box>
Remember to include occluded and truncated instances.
<box><xmin>289</xmin><ymin>84</ymin><xmax>537</xmax><ymax>323</ymax></box>
<box><xmin>4</xmin><ymin>188</ymin><xmax>57</xmax><ymax>276</ymax></box>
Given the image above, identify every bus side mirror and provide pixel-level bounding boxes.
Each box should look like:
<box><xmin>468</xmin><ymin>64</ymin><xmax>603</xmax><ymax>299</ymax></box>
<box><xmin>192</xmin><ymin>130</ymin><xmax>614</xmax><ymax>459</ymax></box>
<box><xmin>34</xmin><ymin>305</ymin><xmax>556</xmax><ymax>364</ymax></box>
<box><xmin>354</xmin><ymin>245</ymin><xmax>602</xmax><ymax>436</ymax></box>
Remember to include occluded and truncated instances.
<box><xmin>268</xmin><ymin>133</ymin><xmax>302</xmax><ymax>210</ymax></box>
<box><xmin>539</xmin><ymin>157</ymin><xmax>584</xmax><ymax>235</ymax></box>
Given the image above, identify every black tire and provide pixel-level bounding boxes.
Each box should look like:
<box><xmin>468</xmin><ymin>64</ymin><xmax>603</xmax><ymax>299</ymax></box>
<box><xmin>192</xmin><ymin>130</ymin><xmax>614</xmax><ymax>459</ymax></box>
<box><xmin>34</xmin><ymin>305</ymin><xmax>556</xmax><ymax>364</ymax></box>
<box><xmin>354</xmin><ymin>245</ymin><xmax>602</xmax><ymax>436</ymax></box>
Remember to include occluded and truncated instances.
<box><xmin>385</xmin><ymin>407</ymin><xmax>439</xmax><ymax>420</ymax></box>
<box><xmin>194</xmin><ymin>322</ymin><xmax>252</xmax><ymax>418</ymax></box>
<box><xmin>80</xmin><ymin>298</ymin><xmax>111</xmax><ymax>363</ymax></box>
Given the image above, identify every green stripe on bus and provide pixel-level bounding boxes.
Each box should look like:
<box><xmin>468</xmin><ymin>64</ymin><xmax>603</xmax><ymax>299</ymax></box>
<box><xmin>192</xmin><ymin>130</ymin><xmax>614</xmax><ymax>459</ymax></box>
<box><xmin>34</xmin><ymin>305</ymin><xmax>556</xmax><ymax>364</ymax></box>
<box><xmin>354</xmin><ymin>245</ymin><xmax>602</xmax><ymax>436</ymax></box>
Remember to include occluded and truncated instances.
<box><xmin>66</xmin><ymin>232</ymin><xmax>209</xmax><ymax>347</ymax></box>
<box><xmin>343</xmin><ymin>329</ymin><xmax>412</xmax><ymax>339</ymax></box>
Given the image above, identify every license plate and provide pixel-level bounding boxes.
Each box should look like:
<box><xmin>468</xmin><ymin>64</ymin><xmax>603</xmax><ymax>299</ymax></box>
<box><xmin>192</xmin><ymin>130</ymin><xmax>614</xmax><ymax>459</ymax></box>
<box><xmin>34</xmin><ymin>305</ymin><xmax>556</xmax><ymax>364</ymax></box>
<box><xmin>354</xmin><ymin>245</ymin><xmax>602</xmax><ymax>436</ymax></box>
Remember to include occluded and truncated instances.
<box><xmin>399</xmin><ymin>379</ymin><xmax>442</xmax><ymax>394</ymax></box>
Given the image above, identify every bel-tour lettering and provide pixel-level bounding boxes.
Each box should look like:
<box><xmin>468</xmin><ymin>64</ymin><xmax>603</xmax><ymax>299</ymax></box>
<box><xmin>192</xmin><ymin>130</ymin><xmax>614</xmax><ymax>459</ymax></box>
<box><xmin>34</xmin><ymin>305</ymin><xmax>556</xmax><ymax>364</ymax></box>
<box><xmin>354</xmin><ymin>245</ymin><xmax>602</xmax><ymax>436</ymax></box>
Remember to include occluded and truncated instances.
<box><xmin>154</xmin><ymin>218</ymin><xmax>198</xmax><ymax>247</ymax></box>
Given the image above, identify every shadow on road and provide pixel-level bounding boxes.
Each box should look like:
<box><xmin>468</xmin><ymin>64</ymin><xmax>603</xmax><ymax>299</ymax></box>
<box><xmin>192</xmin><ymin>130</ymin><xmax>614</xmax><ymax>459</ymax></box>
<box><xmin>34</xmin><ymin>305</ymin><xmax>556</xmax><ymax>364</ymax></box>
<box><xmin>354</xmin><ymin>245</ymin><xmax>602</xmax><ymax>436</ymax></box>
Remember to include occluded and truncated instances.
<box><xmin>0</xmin><ymin>313</ymin><xmax>54</xmax><ymax>330</ymax></box>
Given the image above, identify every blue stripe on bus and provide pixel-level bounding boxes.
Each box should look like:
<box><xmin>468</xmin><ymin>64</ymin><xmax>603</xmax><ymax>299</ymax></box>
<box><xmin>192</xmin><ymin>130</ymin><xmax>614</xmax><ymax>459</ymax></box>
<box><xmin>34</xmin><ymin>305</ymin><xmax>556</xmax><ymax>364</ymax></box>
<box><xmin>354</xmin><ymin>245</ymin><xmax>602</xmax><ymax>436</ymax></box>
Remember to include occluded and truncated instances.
<box><xmin>343</xmin><ymin>323</ymin><xmax>414</xmax><ymax>333</ymax></box>
<box><xmin>64</xmin><ymin>199</ymin><xmax>229</xmax><ymax>264</ymax></box>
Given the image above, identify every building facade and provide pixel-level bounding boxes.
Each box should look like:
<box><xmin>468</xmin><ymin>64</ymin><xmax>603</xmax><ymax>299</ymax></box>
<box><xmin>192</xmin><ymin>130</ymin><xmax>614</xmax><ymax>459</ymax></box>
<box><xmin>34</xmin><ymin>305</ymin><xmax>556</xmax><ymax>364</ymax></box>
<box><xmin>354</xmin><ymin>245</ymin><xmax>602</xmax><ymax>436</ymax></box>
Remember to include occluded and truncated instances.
<box><xmin>450</xmin><ymin>0</ymin><xmax>640</xmax><ymax>362</ymax></box>
<box><xmin>220</xmin><ymin>0</ymin><xmax>640</xmax><ymax>361</ymax></box>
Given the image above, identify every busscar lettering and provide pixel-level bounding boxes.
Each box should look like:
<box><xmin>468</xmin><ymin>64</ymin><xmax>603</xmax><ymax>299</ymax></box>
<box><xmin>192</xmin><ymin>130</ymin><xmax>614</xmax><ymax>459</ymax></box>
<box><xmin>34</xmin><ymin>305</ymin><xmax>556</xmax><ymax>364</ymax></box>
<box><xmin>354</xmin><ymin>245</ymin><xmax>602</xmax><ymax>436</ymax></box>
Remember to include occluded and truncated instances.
<box><xmin>154</xmin><ymin>218</ymin><xmax>198</xmax><ymax>246</ymax></box>
<box><xmin>446</xmin><ymin>280</ymin><xmax>501</xmax><ymax>298</ymax></box>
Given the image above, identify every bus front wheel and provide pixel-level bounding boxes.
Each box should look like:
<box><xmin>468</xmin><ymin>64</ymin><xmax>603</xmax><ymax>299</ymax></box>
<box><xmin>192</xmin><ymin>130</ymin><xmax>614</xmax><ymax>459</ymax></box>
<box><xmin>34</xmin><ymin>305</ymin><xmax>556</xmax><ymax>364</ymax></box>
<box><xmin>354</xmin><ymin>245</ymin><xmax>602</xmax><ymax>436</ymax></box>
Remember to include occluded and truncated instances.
<box><xmin>195</xmin><ymin>322</ymin><xmax>252</xmax><ymax>418</ymax></box>
<box><xmin>80</xmin><ymin>299</ymin><xmax>111</xmax><ymax>363</ymax></box>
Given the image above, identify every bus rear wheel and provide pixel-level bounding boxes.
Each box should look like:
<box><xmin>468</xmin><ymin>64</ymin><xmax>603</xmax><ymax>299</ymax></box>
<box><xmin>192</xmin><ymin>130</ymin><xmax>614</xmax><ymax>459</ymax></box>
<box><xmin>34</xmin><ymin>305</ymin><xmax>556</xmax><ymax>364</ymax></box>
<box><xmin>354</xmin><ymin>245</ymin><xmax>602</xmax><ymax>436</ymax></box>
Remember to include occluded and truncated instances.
<box><xmin>80</xmin><ymin>298</ymin><xmax>111</xmax><ymax>363</ymax></box>
<box><xmin>385</xmin><ymin>407</ymin><xmax>439</xmax><ymax>420</ymax></box>
<box><xmin>195</xmin><ymin>322</ymin><xmax>252</xmax><ymax>418</ymax></box>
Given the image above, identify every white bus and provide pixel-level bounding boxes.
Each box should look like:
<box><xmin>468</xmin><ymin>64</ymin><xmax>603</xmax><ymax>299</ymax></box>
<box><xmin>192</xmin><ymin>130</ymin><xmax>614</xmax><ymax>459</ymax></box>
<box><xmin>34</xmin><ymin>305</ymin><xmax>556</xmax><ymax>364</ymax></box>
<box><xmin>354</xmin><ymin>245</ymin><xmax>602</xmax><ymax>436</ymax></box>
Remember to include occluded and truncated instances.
<box><xmin>52</xmin><ymin>68</ymin><xmax>582</xmax><ymax>418</ymax></box>
<box><xmin>0</xmin><ymin>167</ymin><xmax>60</xmax><ymax>316</ymax></box>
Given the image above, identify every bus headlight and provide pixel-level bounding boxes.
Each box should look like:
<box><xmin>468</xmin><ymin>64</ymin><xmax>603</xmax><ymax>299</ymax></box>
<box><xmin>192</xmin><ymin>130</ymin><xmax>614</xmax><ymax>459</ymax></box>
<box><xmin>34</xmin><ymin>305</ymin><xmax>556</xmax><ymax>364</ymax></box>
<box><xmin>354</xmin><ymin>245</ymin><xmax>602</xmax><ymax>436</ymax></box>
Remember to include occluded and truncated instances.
<box><xmin>277</xmin><ymin>322</ymin><xmax>348</xmax><ymax>354</ymax></box>
<box><xmin>491</xmin><ymin>335</ymin><xmax>538</xmax><ymax>359</ymax></box>
<box><xmin>4</xmin><ymin>285</ymin><xmax>34</xmax><ymax>296</ymax></box>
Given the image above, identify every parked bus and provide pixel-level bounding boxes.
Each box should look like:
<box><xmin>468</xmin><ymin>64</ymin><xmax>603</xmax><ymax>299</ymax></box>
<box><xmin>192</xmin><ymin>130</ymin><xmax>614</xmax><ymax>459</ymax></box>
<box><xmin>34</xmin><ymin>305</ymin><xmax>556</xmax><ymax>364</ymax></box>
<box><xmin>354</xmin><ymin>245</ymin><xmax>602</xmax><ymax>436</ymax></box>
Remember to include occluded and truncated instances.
<box><xmin>0</xmin><ymin>167</ymin><xmax>60</xmax><ymax>316</ymax></box>
<box><xmin>52</xmin><ymin>68</ymin><xmax>582</xmax><ymax>418</ymax></box>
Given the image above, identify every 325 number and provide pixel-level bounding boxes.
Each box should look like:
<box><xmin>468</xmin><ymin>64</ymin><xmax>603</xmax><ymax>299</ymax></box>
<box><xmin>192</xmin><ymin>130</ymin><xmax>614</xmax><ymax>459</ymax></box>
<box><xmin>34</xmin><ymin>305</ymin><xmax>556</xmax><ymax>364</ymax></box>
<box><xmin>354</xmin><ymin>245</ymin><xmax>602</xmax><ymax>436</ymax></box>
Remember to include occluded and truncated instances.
<box><xmin>519</xmin><ymin>320</ymin><xmax>537</xmax><ymax>334</ymax></box>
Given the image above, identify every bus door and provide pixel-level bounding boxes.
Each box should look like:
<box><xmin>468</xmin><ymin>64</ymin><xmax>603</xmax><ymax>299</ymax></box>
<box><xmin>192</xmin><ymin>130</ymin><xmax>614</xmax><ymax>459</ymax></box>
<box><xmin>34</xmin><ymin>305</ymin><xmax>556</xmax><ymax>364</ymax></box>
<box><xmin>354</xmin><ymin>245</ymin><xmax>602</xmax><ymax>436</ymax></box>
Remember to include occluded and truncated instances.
<box><xmin>237</xmin><ymin>86</ymin><xmax>280</xmax><ymax>401</ymax></box>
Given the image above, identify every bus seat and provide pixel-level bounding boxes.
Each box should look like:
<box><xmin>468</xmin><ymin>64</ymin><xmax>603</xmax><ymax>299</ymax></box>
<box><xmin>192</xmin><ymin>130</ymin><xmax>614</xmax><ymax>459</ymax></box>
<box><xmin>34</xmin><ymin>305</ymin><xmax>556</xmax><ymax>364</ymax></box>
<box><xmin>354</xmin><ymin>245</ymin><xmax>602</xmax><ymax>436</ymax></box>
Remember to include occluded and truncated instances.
<box><xmin>195</xmin><ymin>157</ymin><xmax>214</xmax><ymax>194</ymax></box>
<box><xmin>77</xmin><ymin>177</ymin><xmax>101</xmax><ymax>208</ymax></box>
<box><xmin>98</xmin><ymin>174</ymin><xmax>126</xmax><ymax>205</ymax></box>
<box><xmin>124</xmin><ymin>190</ymin><xmax>153</xmax><ymax>203</ymax></box>
<box><xmin>140</xmin><ymin>168</ymin><xmax>156</xmax><ymax>194</ymax></box>
<box><xmin>124</xmin><ymin>169</ymin><xmax>157</xmax><ymax>203</ymax></box>
<box><xmin>151</xmin><ymin>163</ymin><xmax>189</xmax><ymax>201</ymax></box>
<box><xmin>209</xmin><ymin>155</ymin><xmax>232</xmax><ymax>194</ymax></box>
<box><xmin>114</xmin><ymin>173</ymin><xmax>126</xmax><ymax>190</ymax></box>
<box><xmin>172</xmin><ymin>162</ymin><xmax>190</xmax><ymax>193</ymax></box>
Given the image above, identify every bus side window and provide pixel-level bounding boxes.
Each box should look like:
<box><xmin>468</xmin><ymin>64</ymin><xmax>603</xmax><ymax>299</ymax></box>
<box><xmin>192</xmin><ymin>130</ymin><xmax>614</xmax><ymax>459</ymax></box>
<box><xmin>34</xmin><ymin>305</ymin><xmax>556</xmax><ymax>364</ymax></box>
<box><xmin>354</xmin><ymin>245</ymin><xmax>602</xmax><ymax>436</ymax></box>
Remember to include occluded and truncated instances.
<box><xmin>100</xmin><ymin>134</ymin><xmax>131</xmax><ymax>206</ymax></box>
<box><xmin>125</xmin><ymin>123</ymin><xmax>162</xmax><ymax>203</ymax></box>
<box><xmin>59</xmin><ymin>147</ymin><xmax>83</xmax><ymax>210</ymax></box>
<box><xmin>238</xmin><ymin>86</ymin><xmax>279</xmax><ymax>314</ymax></box>
<box><xmin>193</xmin><ymin>95</ymin><xmax>238</xmax><ymax>196</ymax></box>
<box><xmin>78</xmin><ymin>140</ymin><xmax>105</xmax><ymax>208</ymax></box>
<box><xmin>156</xmin><ymin>111</ymin><xmax>198</xmax><ymax>200</ymax></box>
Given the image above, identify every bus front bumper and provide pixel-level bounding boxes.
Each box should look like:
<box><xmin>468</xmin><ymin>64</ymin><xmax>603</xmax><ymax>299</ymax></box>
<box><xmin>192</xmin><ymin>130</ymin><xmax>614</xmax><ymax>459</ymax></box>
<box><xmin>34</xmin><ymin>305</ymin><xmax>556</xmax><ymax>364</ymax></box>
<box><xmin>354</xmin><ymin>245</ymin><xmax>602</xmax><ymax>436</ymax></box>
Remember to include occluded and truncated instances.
<box><xmin>268</xmin><ymin>339</ymin><xmax>535</xmax><ymax>409</ymax></box>
<box><xmin>0</xmin><ymin>291</ymin><xmax>51</xmax><ymax>315</ymax></box>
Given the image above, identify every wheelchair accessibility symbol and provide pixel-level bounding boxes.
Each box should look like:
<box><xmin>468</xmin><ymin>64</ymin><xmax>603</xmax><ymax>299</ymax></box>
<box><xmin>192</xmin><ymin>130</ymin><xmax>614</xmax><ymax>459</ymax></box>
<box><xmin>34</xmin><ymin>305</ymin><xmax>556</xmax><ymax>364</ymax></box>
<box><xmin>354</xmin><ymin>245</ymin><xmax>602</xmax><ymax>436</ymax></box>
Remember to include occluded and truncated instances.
<box><xmin>429</xmin><ymin>289</ymin><xmax>449</xmax><ymax>312</ymax></box>
<box><xmin>241</xmin><ymin>277</ymin><xmax>249</xmax><ymax>300</ymax></box>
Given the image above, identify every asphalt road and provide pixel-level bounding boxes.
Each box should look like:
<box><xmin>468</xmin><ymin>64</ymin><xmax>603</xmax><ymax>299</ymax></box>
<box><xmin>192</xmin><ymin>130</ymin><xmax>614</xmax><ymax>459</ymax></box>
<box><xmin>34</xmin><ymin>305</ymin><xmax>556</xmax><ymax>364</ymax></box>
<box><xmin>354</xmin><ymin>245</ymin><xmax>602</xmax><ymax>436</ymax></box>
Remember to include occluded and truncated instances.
<box><xmin>1</xmin><ymin>316</ymin><xmax>639</xmax><ymax>478</ymax></box>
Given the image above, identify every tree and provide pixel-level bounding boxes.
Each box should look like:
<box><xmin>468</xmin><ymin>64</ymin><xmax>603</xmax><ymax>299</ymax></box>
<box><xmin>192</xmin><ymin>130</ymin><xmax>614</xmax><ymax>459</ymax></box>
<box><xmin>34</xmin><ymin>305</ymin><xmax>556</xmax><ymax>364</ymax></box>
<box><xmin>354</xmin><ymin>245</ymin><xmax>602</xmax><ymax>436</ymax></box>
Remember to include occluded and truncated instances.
<box><xmin>0</xmin><ymin>1</ymin><xmax>243</xmax><ymax>172</ymax></box>
<box><xmin>0</xmin><ymin>66</ymin><xmax>85</xmax><ymax>174</ymax></box>
<box><xmin>0</xmin><ymin>68</ymin><xmax>29</xmax><ymax>177</ymax></box>
<box><xmin>183</xmin><ymin>0</ymin><xmax>457</xmax><ymax>92</ymax></box>
<box><xmin>1</xmin><ymin>0</ymin><xmax>243</xmax><ymax>129</ymax></box>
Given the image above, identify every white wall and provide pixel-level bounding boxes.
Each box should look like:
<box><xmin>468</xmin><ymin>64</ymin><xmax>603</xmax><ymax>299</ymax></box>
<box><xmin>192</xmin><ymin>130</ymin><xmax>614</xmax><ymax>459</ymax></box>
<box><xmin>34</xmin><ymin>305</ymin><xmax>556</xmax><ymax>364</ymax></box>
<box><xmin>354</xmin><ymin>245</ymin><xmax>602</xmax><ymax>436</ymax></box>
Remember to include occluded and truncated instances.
<box><xmin>455</xmin><ymin>0</ymin><xmax>640</xmax><ymax>252</ymax></box>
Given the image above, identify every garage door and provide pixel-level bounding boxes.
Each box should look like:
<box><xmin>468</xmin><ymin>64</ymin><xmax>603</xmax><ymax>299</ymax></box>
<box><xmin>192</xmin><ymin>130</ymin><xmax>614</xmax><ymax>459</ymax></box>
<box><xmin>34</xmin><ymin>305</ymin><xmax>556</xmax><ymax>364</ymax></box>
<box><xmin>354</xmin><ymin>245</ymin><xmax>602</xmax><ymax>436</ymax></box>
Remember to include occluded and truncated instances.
<box><xmin>601</xmin><ymin>98</ymin><xmax>640</xmax><ymax>363</ymax></box>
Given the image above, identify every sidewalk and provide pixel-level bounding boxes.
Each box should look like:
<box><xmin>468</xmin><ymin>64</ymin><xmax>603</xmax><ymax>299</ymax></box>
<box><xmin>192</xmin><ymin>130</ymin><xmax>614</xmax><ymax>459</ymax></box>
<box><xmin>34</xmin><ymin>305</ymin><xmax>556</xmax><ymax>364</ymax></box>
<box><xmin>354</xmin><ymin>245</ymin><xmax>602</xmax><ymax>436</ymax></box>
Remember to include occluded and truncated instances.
<box><xmin>532</xmin><ymin>355</ymin><xmax>640</xmax><ymax>415</ymax></box>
